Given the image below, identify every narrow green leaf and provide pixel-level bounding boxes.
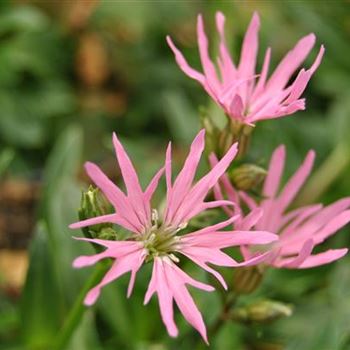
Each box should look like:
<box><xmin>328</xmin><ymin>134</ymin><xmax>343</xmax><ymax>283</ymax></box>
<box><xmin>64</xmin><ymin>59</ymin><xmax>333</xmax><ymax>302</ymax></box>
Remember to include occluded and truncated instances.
<box><xmin>66</xmin><ymin>311</ymin><xmax>102</xmax><ymax>350</ymax></box>
<box><xmin>41</xmin><ymin>125</ymin><xmax>93</xmax><ymax>305</ymax></box>
<box><xmin>20</xmin><ymin>222</ymin><xmax>61</xmax><ymax>350</ymax></box>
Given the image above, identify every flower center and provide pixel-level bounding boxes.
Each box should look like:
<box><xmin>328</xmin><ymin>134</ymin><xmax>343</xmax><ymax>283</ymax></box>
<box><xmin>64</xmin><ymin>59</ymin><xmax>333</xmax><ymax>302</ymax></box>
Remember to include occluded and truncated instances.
<box><xmin>140</xmin><ymin>209</ymin><xmax>186</xmax><ymax>262</ymax></box>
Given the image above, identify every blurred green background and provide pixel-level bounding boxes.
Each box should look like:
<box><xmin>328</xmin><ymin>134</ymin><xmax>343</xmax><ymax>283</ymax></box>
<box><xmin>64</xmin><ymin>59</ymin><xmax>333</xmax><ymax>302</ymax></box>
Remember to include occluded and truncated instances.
<box><xmin>0</xmin><ymin>0</ymin><xmax>350</xmax><ymax>349</ymax></box>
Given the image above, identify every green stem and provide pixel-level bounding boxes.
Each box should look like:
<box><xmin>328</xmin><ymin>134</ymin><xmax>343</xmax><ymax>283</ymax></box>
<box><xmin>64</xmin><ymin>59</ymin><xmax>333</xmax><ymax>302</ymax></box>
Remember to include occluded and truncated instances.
<box><xmin>208</xmin><ymin>291</ymin><xmax>238</xmax><ymax>339</ymax></box>
<box><xmin>53</xmin><ymin>262</ymin><xmax>108</xmax><ymax>350</ymax></box>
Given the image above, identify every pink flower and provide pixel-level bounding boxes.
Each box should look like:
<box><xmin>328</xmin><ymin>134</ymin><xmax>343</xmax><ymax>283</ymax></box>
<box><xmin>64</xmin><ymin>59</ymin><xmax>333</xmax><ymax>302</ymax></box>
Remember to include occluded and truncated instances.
<box><xmin>167</xmin><ymin>12</ymin><xmax>324</xmax><ymax>125</ymax></box>
<box><xmin>70</xmin><ymin>130</ymin><xmax>277</xmax><ymax>342</ymax></box>
<box><xmin>212</xmin><ymin>146</ymin><xmax>350</xmax><ymax>269</ymax></box>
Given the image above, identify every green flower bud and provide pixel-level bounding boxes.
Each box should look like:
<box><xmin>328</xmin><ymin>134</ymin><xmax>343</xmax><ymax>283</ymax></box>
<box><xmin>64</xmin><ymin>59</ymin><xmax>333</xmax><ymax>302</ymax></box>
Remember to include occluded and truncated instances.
<box><xmin>78</xmin><ymin>186</ymin><xmax>116</xmax><ymax>239</ymax></box>
<box><xmin>233</xmin><ymin>300</ymin><xmax>293</xmax><ymax>324</ymax></box>
<box><xmin>230</xmin><ymin>163</ymin><xmax>267</xmax><ymax>191</ymax></box>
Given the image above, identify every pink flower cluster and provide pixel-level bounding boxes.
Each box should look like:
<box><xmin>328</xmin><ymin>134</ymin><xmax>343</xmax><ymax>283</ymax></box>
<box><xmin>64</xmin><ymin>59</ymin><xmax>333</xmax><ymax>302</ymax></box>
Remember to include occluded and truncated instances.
<box><xmin>70</xmin><ymin>10</ymin><xmax>349</xmax><ymax>345</ymax></box>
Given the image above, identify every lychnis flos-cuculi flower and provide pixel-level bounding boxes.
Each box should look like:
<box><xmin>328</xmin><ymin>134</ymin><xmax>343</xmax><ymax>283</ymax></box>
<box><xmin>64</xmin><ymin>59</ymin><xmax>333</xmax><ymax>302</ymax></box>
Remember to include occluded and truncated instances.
<box><xmin>212</xmin><ymin>145</ymin><xmax>350</xmax><ymax>269</ymax></box>
<box><xmin>167</xmin><ymin>11</ymin><xmax>324</xmax><ymax>125</ymax></box>
<box><xmin>69</xmin><ymin>130</ymin><xmax>278</xmax><ymax>343</ymax></box>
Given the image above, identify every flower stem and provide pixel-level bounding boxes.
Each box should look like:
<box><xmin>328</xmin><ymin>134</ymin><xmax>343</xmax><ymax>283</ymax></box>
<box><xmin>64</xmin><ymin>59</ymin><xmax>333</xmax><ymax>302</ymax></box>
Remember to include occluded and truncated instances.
<box><xmin>53</xmin><ymin>262</ymin><xmax>108</xmax><ymax>350</ymax></box>
<box><xmin>208</xmin><ymin>291</ymin><xmax>238</xmax><ymax>339</ymax></box>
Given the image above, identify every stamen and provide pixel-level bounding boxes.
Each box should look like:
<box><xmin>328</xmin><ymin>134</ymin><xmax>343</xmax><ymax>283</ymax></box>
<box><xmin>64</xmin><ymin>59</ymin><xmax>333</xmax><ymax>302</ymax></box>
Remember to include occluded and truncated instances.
<box><xmin>176</xmin><ymin>222</ymin><xmax>188</xmax><ymax>232</ymax></box>
<box><xmin>169</xmin><ymin>254</ymin><xmax>180</xmax><ymax>263</ymax></box>
<box><xmin>142</xmin><ymin>211</ymin><xmax>187</xmax><ymax>262</ymax></box>
<box><xmin>147</xmin><ymin>233</ymin><xmax>156</xmax><ymax>244</ymax></box>
<box><xmin>152</xmin><ymin>209</ymin><xmax>159</xmax><ymax>226</ymax></box>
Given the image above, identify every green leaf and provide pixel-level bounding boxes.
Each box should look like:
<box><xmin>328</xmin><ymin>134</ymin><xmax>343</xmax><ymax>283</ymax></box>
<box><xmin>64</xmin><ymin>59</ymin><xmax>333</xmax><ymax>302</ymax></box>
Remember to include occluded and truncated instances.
<box><xmin>41</xmin><ymin>125</ymin><xmax>93</xmax><ymax>305</ymax></box>
<box><xmin>65</xmin><ymin>311</ymin><xmax>102</xmax><ymax>350</ymax></box>
<box><xmin>20</xmin><ymin>222</ymin><xmax>61</xmax><ymax>350</ymax></box>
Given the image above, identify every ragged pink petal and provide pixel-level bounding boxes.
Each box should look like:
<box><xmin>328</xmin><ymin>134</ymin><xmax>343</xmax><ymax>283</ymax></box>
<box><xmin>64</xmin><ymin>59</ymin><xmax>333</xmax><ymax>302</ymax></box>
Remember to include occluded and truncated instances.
<box><xmin>166</xmin><ymin>36</ymin><xmax>205</xmax><ymax>85</ymax></box>
<box><xmin>185</xmin><ymin>200</ymin><xmax>236</xmax><ymax>220</ymax></box>
<box><xmin>215</xmin><ymin>11</ymin><xmax>236</xmax><ymax>85</ymax></box>
<box><xmin>145</xmin><ymin>258</ymin><xmax>178</xmax><ymax>337</ymax></box>
<box><xmin>277</xmin><ymin>239</ymin><xmax>314</xmax><ymax>268</ymax></box>
<box><xmin>244</xmin><ymin>251</ymin><xmax>277</xmax><ymax>266</ymax></box>
<box><xmin>72</xmin><ymin>236</ymin><xmax>141</xmax><ymax>248</ymax></box>
<box><xmin>307</xmin><ymin>198</ymin><xmax>350</xmax><ymax>229</ymax></box>
<box><xmin>73</xmin><ymin>251</ymin><xmax>111</xmax><ymax>268</ymax></box>
<box><xmin>172</xmin><ymin>142</ymin><xmax>238</xmax><ymax>226</ymax></box>
<box><xmin>164</xmin><ymin>259</ymin><xmax>211</xmax><ymax>344</ymax></box>
<box><xmin>112</xmin><ymin>133</ymin><xmax>149</xmax><ymax>226</ymax></box>
<box><xmin>263</xmin><ymin>145</ymin><xmax>285</xmax><ymax>198</ymax></box>
<box><xmin>84</xmin><ymin>247</ymin><xmax>145</xmax><ymax>305</ymax></box>
<box><xmin>209</xmin><ymin>153</ymin><xmax>240</xmax><ymax>204</ymax></box>
<box><xmin>84</xmin><ymin>162</ymin><xmax>143</xmax><ymax>232</ymax></box>
<box><xmin>252</xmin><ymin>47</ymin><xmax>271</xmax><ymax>98</ymax></box>
<box><xmin>265</xmin><ymin>33</ymin><xmax>316</xmax><ymax>94</ymax></box>
<box><xmin>182</xmin><ymin>229</ymin><xmax>277</xmax><ymax>249</ymax></box>
<box><xmin>180</xmin><ymin>250</ymin><xmax>228</xmax><ymax>289</ymax></box>
<box><xmin>313</xmin><ymin>209</ymin><xmax>350</xmax><ymax>244</ymax></box>
<box><xmin>69</xmin><ymin>213</ymin><xmax>137</xmax><ymax>233</ymax></box>
<box><xmin>186</xmin><ymin>215</ymin><xmax>240</xmax><ymax>237</ymax></box>
<box><xmin>237</xmin><ymin>12</ymin><xmax>260</xmax><ymax>104</ymax></box>
<box><xmin>238</xmin><ymin>12</ymin><xmax>260</xmax><ymax>78</ymax></box>
<box><xmin>284</xmin><ymin>46</ymin><xmax>324</xmax><ymax>105</ymax></box>
<box><xmin>144</xmin><ymin>167</ymin><xmax>165</xmax><ymax>203</ymax></box>
<box><xmin>279</xmin><ymin>204</ymin><xmax>323</xmax><ymax>239</ymax></box>
<box><xmin>298</xmin><ymin>249</ymin><xmax>348</xmax><ymax>269</ymax></box>
<box><xmin>275</xmin><ymin>150</ymin><xmax>315</xmax><ymax>213</ymax></box>
<box><xmin>237</xmin><ymin>208</ymin><xmax>263</xmax><ymax>230</ymax></box>
<box><xmin>197</xmin><ymin>14</ymin><xmax>220</xmax><ymax>94</ymax></box>
<box><xmin>180</xmin><ymin>246</ymin><xmax>240</xmax><ymax>266</ymax></box>
<box><xmin>165</xmin><ymin>130</ymin><xmax>205</xmax><ymax>225</ymax></box>
<box><xmin>145</xmin><ymin>258</ymin><xmax>212</xmax><ymax>343</ymax></box>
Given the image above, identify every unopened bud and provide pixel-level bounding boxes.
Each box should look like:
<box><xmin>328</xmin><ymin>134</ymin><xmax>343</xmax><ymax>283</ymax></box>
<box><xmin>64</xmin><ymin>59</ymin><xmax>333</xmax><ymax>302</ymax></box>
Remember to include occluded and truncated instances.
<box><xmin>233</xmin><ymin>266</ymin><xmax>265</xmax><ymax>294</ymax></box>
<box><xmin>233</xmin><ymin>300</ymin><xmax>293</xmax><ymax>324</ymax></box>
<box><xmin>78</xmin><ymin>186</ymin><xmax>114</xmax><ymax>238</ymax></box>
<box><xmin>98</xmin><ymin>227</ymin><xmax>118</xmax><ymax>240</ymax></box>
<box><xmin>230</xmin><ymin>164</ymin><xmax>266</xmax><ymax>191</ymax></box>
